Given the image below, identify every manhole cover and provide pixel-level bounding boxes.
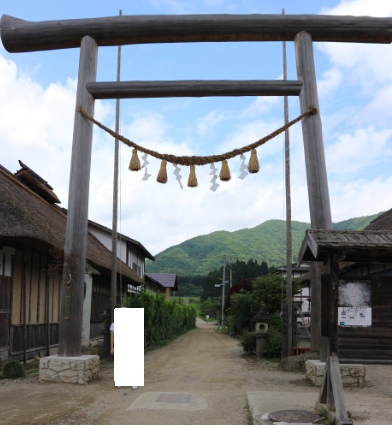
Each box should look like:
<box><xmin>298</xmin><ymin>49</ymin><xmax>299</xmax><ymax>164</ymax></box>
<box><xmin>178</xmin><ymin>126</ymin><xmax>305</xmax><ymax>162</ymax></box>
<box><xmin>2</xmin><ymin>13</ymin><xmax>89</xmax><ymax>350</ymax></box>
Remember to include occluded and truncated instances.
<box><xmin>268</xmin><ymin>409</ymin><xmax>320</xmax><ymax>423</ymax></box>
<box><xmin>156</xmin><ymin>393</ymin><xmax>192</xmax><ymax>403</ymax></box>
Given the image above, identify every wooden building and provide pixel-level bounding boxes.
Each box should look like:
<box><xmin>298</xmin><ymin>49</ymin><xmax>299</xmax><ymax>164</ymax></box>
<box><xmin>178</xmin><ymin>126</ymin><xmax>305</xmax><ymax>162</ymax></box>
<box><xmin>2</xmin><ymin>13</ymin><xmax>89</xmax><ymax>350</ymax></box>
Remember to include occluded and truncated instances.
<box><xmin>87</xmin><ymin>220</ymin><xmax>155</xmax><ymax>289</ymax></box>
<box><xmin>0</xmin><ymin>162</ymin><xmax>143</xmax><ymax>363</ymax></box>
<box><xmin>297</xmin><ymin>221</ymin><xmax>392</xmax><ymax>364</ymax></box>
<box><xmin>145</xmin><ymin>273</ymin><xmax>178</xmax><ymax>301</ymax></box>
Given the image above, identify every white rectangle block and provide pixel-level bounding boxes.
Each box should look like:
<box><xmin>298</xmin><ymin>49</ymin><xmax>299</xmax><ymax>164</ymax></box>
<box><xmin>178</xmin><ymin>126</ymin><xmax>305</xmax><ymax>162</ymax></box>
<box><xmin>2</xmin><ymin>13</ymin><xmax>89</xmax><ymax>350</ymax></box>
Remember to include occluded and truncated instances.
<box><xmin>114</xmin><ymin>308</ymin><xmax>144</xmax><ymax>386</ymax></box>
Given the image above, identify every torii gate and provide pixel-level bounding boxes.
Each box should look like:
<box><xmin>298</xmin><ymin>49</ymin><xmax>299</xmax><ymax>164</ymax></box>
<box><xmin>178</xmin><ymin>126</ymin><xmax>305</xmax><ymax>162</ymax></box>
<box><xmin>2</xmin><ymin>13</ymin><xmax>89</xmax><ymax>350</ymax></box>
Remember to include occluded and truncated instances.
<box><xmin>1</xmin><ymin>13</ymin><xmax>391</xmax><ymax>421</ymax></box>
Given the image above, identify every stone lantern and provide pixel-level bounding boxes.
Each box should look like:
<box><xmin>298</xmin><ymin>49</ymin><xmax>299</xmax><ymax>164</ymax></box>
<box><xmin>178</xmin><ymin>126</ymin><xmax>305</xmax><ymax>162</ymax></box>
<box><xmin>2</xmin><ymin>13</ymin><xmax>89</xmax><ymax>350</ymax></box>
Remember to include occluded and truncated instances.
<box><xmin>253</xmin><ymin>301</ymin><xmax>270</xmax><ymax>358</ymax></box>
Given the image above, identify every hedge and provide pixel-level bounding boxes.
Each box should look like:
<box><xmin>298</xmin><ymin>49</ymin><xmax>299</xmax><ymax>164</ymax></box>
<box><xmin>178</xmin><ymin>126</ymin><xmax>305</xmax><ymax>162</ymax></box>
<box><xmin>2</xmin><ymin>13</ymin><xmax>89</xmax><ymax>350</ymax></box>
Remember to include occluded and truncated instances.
<box><xmin>124</xmin><ymin>293</ymin><xmax>197</xmax><ymax>346</ymax></box>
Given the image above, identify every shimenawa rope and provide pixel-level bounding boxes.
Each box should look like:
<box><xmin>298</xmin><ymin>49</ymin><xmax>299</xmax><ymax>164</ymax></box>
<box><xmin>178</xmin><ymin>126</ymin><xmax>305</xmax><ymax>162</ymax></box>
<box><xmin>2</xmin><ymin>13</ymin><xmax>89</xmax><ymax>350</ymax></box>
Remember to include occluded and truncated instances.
<box><xmin>77</xmin><ymin>105</ymin><xmax>317</xmax><ymax>167</ymax></box>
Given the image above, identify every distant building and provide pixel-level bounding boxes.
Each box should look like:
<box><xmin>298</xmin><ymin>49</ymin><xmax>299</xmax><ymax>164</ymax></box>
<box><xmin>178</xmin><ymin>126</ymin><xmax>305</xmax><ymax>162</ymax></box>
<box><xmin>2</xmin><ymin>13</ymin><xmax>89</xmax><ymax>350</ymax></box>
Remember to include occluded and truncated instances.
<box><xmin>145</xmin><ymin>273</ymin><xmax>178</xmax><ymax>301</ymax></box>
<box><xmin>273</xmin><ymin>261</ymin><xmax>311</xmax><ymax>313</ymax></box>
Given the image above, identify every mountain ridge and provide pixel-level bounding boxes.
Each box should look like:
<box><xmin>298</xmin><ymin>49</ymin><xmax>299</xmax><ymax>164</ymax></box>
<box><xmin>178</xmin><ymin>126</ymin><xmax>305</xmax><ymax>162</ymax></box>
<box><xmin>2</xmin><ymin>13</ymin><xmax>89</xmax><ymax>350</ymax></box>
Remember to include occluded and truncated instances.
<box><xmin>146</xmin><ymin>213</ymin><xmax>381</xmax><ymax>276</ymax></box>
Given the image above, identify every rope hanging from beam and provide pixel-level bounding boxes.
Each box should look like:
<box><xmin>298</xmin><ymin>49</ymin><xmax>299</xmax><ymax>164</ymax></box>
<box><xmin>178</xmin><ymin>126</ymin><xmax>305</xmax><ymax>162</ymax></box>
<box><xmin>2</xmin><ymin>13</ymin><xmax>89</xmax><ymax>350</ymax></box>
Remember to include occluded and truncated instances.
<box><xmin>77</xmin><ymin>104</ymin><xmax>317</xmax><ymax>188</ymax></box>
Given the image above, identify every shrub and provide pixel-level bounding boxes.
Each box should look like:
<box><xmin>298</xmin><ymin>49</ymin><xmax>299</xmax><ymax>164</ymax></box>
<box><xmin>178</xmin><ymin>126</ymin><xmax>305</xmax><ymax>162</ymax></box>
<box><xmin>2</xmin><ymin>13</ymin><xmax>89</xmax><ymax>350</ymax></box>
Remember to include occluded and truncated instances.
<box><xmin>238</xmin><ymin>330</ymin><xmax>256</xmax><ymax>354</ymax></box>
<box><xmin>124</xmin><ymin>293</ymin><xmax>196</xmax><ymax>346</ymax></box>
<box><xmin>229</xmin><ymin>291</ymin><xmax>259</xmax><ymax>333</ymax></box>
<box><xmin>201</xmin><ymin>297</ymin><xmax>217</xmax><ymax>317</ymax></box>
<box><xmin>2</xmin><ymin>361</ymin><xmax>25</xmax><ymax>379</ymax></box>
<box><xmin>262</xmin><ymin>327</ymin><xmax>282</xmax><ymax>358</ymax></box>
<box><xmin>225</xmin><ymin>278</ymin><xmax>255</xmax><ymax>310</ymax></box>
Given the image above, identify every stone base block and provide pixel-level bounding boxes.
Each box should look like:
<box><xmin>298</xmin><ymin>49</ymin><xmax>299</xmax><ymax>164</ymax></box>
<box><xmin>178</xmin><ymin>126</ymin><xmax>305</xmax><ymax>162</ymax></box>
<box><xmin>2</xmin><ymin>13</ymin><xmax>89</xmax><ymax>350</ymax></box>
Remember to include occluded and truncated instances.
<box><xmin>39</xmin><ymin>354</ymin><xmax>100</xmax><ymax>385</ymax></box>
<box><xmin>305</xmin><ymin>360</ymin><xmax>366</xmax><ymax>388</ymax></box>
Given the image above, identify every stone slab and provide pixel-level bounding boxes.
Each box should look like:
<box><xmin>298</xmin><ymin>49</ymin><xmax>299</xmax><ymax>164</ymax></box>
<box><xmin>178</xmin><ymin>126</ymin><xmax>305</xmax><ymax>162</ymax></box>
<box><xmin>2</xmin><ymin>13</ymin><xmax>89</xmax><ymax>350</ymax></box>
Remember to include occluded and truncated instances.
<box><xmin>305</xmin><ymin>360</ymin><xmax>365</xmax><ymax>387</ymax></box>
<box><xmin>246</xmin><ymin>391</ymin><xmax>319</xmax><ymax>425</ymax></box>
<box><xmin>127</xmin><ymin>392</ymin><xmax>208</xmax><ymax>411</ymax></box>
<box><xmin>39</xmin><ymin>354</ymin><xmax>99</xmax><ymax>385</ymax></box>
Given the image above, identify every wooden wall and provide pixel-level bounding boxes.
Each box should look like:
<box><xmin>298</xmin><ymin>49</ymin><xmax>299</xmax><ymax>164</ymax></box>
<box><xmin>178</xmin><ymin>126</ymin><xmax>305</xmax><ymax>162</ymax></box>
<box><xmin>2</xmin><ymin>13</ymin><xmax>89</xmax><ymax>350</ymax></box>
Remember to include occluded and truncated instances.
<box><xmin>338</xmin><ymin>277</ymin><xmax>392</xmax><ymax>363</ymax></box>
<box><xmin>90</xmin><ymin>272</ymin><xmax>126</xmax><ymax>339</ymax></box>
<box><xmin>8</xmin><ymin>248</ymin><xmax>61</xmax><ymax>358</ymax></box>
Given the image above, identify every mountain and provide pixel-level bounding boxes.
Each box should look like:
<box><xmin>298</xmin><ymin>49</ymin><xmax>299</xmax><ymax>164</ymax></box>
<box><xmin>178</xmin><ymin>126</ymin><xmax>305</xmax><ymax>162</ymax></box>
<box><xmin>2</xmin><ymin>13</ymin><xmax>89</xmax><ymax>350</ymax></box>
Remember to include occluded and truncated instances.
<box><xmin>146</xmin><ymin>213</ymin><xmax>381</xmax><ymax>277</ymax></box>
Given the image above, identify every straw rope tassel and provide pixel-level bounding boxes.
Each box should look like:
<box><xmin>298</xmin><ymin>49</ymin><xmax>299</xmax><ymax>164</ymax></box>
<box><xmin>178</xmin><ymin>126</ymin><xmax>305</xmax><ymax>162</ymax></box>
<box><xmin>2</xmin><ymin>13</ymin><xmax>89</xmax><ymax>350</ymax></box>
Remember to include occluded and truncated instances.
<box><xmin>219</xmin><ymin>160</ymin><xmax>231</xmax><ymax>182</ymax></box>
<box><xmin>248</xmin><ymin>149</ymin><xmax>260</xmax><ymax>173</ymax></box>
<box><xmin>129</xmin><ymin>148</ymin><xmax>141</xmax><ymax>171</ymax></box>
<box><xmin>187</xmin><ymin>165</ymin><xmax>198</xmax><ymax>187</ymax></box>
<box><xmin>157</xmin><ymin>160</ymin><xmax>168</xmax><ymax>183</ymax></box>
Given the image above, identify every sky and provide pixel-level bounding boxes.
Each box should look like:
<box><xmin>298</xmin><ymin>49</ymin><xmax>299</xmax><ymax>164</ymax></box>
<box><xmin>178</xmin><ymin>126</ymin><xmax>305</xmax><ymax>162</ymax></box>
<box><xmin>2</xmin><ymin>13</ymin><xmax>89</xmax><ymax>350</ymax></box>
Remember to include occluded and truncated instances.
<box><xmin>1</xmin><ymin>0</ymin><xmax>392</xmax><ymax>258</ymax></box>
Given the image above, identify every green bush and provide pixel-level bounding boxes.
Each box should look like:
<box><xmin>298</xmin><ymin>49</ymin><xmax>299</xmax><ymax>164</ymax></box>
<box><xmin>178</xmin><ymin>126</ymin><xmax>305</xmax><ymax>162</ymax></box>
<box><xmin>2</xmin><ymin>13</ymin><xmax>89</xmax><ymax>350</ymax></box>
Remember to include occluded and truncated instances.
<box><xmin>229</xmin><ymin>291</ymin><xmax>259</xmax><ymax>333</ymax></box>
<box><xmin>124</xmin><ymin>292</ymin><xmax>197</xmax><ymax>346</ymax></box>
<box><xmin>252</xmin><ymin>274</ymin><xmax>302</xmax><ymax>314</ymax></box>
<box><xmin>262</xmin><ymin>327</ymin><xmax>282</xmax><ymax>358</ymax></box>
<box><xmin>238</xmin><ymin>330</ymin><xmax>256</xmax><ymax>354</ymax></box>
<box><xmin>201</xmin><ymin>297</ymin><xmax>217</xmax><ymax>317</ymax></box>
<box><xmin>2</xmin><ymin>361</ymin><xmax>25</xmax><ymax>379</ymax></box>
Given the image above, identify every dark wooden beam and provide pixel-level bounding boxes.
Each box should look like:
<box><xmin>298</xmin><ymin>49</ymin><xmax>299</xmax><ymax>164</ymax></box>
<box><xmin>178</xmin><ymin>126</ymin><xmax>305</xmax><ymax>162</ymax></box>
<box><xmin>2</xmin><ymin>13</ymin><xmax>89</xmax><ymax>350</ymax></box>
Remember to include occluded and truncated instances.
<box><xmin>2</xmin><ymin>13</ymin><xmax>392</xmax><ymax>53</ymax></box>
<box><xmin>86</xmin><ymin>80</ymin><xmax>303</xmax><ymax>99</ymax></box>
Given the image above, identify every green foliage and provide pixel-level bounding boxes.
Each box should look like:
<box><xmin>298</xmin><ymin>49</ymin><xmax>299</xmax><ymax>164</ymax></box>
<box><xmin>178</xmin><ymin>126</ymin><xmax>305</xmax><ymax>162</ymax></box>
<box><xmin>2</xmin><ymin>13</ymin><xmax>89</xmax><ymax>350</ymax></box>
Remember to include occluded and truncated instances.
<box><xmin>2</xmin><ymin>361</ymin><xmax>25</xmax><ymax>379</ymax></box>
<box><xmin>201</xmin><ymin>297</ymin><xmax>217</xmax><ymax>317</ymax></box>
<box><xmin>229</xmin><ymin>291</ymin><xmax>259</xmax><ymax>333</ymax></box>
<box><xmin>124</xmin><ymin>293</ymin><xmax>196</xmax><ymax>346</ymax></box>
<box><xmin>262</xmin><ymin>326</ymin><xmax>282</xmax><ymax>358</ymax></box>
<box><xmin>145</xmin><ymin>214</ymin><xmax>380</xmax><ymax>276</ymax></box>
<box><xmin>201</xmin><ymin>258</ymin><xmax>274</xmax><ymax>302</ymax></box>
<box><xmin>238</xmin><ymin>330</ymin><xmax>256</xmax><ymax>354</ymax></box>
<box><xmin>252</xmin><ymin>274</ymin><xmax>302</xmax><ymax>315</ymax></box>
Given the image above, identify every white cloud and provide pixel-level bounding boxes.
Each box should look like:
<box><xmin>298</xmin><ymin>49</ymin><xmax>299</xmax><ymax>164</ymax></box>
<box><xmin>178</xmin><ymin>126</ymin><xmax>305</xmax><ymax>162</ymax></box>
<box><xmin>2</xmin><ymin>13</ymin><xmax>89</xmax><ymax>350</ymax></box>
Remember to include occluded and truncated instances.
<box><xmin>317</xmin><ymin>68</ymin><xmax>343</xmax><ymax>98</ymax></box>
<box><xmin>242</xmin><ymin>96</ymin><xmax>279</xmax><ymax>118</ymax></box>
<box><xmin>326</xmin><ymin>126</ymin><xmax>392</xmax><ymax>175</ymax></box>
<box><xmin>318</xmin><ymin>1</ymin><xmax>392</xmax><ymax>91</ymax></box>
<box><xmin>197</xmin><ymin>110</ymin><xmax>231</xmax><ymax>135</ymax></box>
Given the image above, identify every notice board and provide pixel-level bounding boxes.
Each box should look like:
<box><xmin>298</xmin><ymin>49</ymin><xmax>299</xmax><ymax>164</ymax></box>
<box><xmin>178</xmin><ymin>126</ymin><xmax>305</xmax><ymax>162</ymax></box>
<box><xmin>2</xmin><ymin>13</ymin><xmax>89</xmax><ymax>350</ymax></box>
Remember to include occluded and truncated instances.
<box><xmin>338</xmin><ymin>281</ymin><xmax>371</xmax><ymax>327</ymax></box>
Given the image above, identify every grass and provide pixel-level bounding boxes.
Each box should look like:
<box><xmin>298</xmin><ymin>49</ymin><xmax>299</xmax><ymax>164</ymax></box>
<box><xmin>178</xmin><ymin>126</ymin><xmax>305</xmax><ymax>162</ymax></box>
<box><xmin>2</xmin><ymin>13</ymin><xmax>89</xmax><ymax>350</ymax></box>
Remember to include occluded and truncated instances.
<box><xmin>246</xmin><ymin>403</ymin><xmax>253</xmax><ymax>425</ymax></box>
<box><xmin>317</xmin><ymin>408</ymin><xmax>334</xmax><ymax>425</ymax></box>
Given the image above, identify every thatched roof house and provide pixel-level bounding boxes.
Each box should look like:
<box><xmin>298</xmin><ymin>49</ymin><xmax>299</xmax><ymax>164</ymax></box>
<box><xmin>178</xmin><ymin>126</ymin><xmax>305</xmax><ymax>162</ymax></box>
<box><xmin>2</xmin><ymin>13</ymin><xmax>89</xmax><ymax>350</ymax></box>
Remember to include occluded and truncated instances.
<box><xmin>0</xmin><ymin>164</ymin><xmax>141</xmax><ymax>284</ymax></box>
<box><xmin>0</xmin><ymin>162</ymin><xmax>147</xmax><ymax>364</ymax></box>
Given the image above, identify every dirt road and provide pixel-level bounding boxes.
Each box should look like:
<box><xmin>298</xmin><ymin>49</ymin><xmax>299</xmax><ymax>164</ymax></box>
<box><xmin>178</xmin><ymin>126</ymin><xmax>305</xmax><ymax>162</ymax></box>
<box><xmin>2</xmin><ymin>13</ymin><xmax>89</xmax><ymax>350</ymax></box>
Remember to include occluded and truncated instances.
<box><xmin>1</xmin><ymin>319</ymin><xmax>391</xmax><ymax>425</ymax></box>
<box><xmin>0</xmin><ymin>319</ymin><xmax>297</xmax><ymax>425</ymax></box>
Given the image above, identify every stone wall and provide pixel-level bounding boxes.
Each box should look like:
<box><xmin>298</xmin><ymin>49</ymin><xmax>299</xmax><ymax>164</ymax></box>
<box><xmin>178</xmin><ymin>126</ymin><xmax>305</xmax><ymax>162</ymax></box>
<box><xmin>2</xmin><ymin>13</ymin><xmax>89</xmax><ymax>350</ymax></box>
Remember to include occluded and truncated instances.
<box><xmin>39</xmin><ymin>354</ymin><xmax>100</xmax><ymax>385</ymax></box>
<box><xmin>305</xmin><ymin>360</ymin><xmax>366</xmax><ymax>388</ymax></box>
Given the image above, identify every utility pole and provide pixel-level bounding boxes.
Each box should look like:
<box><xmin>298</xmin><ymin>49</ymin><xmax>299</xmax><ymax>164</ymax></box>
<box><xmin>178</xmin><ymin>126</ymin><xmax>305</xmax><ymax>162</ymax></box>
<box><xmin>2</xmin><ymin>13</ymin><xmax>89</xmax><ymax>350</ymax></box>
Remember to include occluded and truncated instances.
<box><xmin>283</xmin><ymin>8</ymin><xmax>293</xmax><ymax>357</ymax></box>
<box><xmin>111</xmin><ymin>9</ymin><xmax>122</xmax><ymax>329</ymax></box>
<box><xmin>230</xmin><ymin>257</ymin><xmax>232</xmax><ymax>288</ymax></box>
<box><xmin>221</xmin><ymin>256</ymin><xmax>226</xmax><ymax>326</ymax></box>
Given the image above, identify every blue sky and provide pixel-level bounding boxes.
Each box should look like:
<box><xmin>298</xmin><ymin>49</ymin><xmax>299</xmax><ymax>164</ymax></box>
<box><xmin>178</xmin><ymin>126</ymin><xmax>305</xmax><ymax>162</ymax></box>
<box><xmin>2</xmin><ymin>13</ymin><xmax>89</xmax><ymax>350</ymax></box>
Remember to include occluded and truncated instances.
<box><xmin>1</xmin><ymin>0</ymin><xmax>392</xmax><ymax>259</ymax></box>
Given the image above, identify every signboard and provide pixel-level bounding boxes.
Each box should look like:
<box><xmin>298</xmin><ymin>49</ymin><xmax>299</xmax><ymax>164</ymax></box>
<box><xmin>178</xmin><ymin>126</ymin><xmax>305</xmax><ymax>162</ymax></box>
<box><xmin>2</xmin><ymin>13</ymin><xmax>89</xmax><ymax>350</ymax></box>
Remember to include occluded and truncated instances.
<box><xmin>338</xmin><ymin>281</ymin><xmax>371</xmax><ymax>327</ymax></box>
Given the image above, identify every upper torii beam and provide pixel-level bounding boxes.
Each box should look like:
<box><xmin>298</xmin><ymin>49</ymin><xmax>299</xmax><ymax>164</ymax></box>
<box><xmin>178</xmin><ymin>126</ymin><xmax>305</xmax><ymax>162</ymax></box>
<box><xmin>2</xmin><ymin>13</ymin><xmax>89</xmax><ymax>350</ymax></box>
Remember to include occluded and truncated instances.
<box><xmin>1</xmin><ymin>13</ymin><xmax>392</xmax><ymax>53</ymax></box>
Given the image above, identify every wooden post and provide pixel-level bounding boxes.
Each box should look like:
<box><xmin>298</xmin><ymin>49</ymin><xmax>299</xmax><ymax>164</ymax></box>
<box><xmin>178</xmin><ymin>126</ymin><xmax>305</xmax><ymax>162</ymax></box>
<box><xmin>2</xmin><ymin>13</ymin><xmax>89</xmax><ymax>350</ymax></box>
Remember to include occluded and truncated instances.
<box><xmin>46</xmin><ymin>275</ymin><xmax>50</xmax><ymax>356</ymax></box>
<box><xmin>221</xmin><ymin>256</ymin><xmax>226</xmax><ymax>325</ymax></box>
<box><xmin>283</xmin><ymin>8</ymin><xmax>293</xmax><ymax>357</ymax></box>
<box><xmin>58</xmin><ymin>36</ymin><xmax>98</xmax><ymax>357</ymax></box>
<box><xmin>294</xmin><ymin>31</ymin><xmax>332</xmax><ymax>357</ymax></box>
<box><xmin>111</xmin><ymin>9</ymin><xmax>122</xmax><ymax>335</ymax></box>
<box><xmin>22</xmin><ymin>256</ymin><xmax>27</xmax><ymax>365</ymax></box>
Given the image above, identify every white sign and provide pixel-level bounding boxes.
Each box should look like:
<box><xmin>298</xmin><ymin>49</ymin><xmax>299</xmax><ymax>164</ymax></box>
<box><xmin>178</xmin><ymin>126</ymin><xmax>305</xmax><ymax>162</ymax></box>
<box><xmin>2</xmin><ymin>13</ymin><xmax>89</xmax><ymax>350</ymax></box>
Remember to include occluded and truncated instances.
<box><xmin>338</xmin><ymin>307</ymin><xmax>372</xmax><ymax>327</ymax></box>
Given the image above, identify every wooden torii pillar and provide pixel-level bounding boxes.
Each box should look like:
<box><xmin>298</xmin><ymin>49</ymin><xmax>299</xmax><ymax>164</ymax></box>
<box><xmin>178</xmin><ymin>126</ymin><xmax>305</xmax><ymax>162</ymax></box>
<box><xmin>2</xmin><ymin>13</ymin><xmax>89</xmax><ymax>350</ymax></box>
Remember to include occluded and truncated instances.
<box><xmin>1</xmin><ymin>13</ymin><xmax>391</xmax><ymax>360</ymax></box>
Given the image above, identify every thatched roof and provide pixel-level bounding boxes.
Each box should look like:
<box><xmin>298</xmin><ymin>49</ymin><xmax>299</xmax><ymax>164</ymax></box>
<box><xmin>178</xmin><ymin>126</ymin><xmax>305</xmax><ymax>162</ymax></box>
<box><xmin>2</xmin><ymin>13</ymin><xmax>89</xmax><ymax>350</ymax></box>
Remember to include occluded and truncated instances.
<box><xmin>0</xmin><ymin>165</ymin><xmax>141</xmax><ymax>285</ymax></box>
<box><xmin>365</xmin><ymin>209</ymin><xmax>392</xmax><ymax>231</ymax></box>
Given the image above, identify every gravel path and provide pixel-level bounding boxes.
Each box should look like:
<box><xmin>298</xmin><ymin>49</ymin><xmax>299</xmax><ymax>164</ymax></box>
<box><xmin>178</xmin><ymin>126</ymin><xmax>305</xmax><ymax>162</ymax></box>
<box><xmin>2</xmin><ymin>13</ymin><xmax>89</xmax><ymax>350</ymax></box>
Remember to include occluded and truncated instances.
<box><xmin>0</xmin><ymin>319</ymin><xmax>391</xmax><ymax>424</ymax></box>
